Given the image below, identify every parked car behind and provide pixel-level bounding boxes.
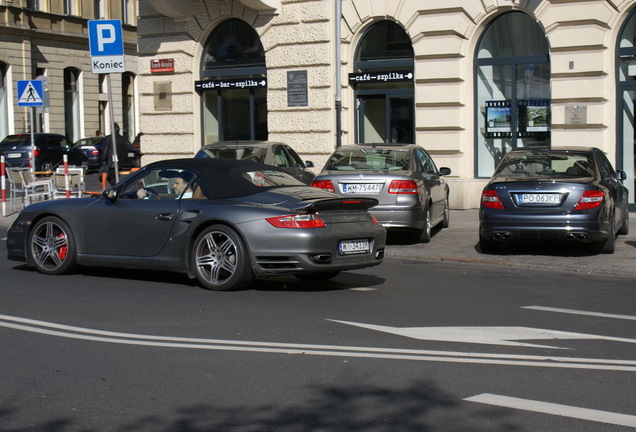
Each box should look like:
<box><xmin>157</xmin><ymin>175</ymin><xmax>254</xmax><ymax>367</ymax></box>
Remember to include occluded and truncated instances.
<box><xmin>194</xmin><ymin>141</ymin><xmax>315</xmax><ymax>184</ymax></box>
<box><xmin>312</xmin><ymin>143</ymin><xmax>452</xmax><ymax>243</ymax></box>
<box><xmin>1</xmin><ymin>133</ymin><xmax>88</xmax><ymax>172</ymax></box>
<box><xmin>74</xmin><ymin>136</ymin><xmax>141</xmax><ymax>172</ymax></box>
<box><xmin>479</xmin><ymin>146</ymin><xmax>629</xmax><ymax>254</ymax></box>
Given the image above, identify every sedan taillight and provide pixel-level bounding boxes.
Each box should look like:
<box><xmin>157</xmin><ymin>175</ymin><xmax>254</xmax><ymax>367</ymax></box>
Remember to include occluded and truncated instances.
<box><xmin>388</xmin><ymin>180</ymin><xmax>418</xmax><ymax>194</ymax></box>
<box><xmin>574</xmin><ymin>190</ymin><xmax>604</xmax><ymax>210</ymax></box>
<box><xmin>312</xmin><ymin>179</ymin><xmax>335</xmax><ymax>192</ymax></box>
<box><xmin>266</xmin><ymin>213</ymin><xmax>326</xmax><ymax>228</ymax></box>
<box><xmin>481</xmin><ymin>190</ymin><xmax>504</xmax><ymax>209</ymax></box>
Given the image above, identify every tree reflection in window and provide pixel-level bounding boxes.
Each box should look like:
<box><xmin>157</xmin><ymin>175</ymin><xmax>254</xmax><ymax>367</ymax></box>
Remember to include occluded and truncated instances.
<box><xmin>202</xmin><ymin>18</ymin><xmax>265</xmax><ymax>70</ymax></box>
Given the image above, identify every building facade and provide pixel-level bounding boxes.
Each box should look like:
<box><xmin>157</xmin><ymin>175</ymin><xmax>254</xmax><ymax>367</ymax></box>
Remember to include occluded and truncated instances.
<box><xmin>0</xmin><ymin>0</ymin><xmax>139</xmax><ymax>145</ymax></box>
<box><xmin>138</xmin><ymin>0</ymin><xmax>636</xmax><ymax>209</ymax></box>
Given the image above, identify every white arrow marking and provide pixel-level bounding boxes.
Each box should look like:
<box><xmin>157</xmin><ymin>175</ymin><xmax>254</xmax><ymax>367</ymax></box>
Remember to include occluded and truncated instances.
<box><xmin>465</xmin><ymin>393</ymin><xmax>636</xmax><ymax>428</ymax></box>
<box><xmin>328</xmin><ymin>320</ymin><xmax>636</xmax><ymax>349</ymax></box>
<box><xmin>523</xmin><ymin>306</ymin><xmax>636</xmax><ymax>321</ymax></box>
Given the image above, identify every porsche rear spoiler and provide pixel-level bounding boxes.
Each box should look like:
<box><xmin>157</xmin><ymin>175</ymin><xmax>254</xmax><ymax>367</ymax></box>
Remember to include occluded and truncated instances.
<box><xmin>297</xmin><ymin>197</ymin><xmax>379</xmax><ymax>213</ymax></box>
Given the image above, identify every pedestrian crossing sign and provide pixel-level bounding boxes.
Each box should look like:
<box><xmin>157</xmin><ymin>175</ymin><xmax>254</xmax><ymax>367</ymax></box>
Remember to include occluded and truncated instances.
<box><xmin>17</xmin><ymin>80</ymin><xmax>44</xmax><ymax>107</ymax></box>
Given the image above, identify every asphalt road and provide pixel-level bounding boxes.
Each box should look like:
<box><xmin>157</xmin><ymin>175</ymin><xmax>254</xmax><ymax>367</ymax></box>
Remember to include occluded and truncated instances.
<box><xmin>0</xmin><ymin>250</ymin><xmax>634</xmax><ymax>431</ymax></box>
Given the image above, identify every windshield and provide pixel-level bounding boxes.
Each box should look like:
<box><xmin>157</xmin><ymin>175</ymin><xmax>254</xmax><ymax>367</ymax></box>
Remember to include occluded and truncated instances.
<box><xmin>494</xmin><ymin>152</ymin><xmax>596</xmax><ymax>179</ymax></box>
<box><xmin>196</xmin><ymin>146</ymin><xmax>267</xmax><ymax>163</ymax></box>
<box><xmin>325</xmin><ymin>148</ymin><xmax>410</xmax><ymax>171</ymax></box>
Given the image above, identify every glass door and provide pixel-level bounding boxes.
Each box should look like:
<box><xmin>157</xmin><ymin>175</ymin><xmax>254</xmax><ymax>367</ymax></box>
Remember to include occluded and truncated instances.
<box><xmin>357</xmin><ymin>92</ymin><xmax>414</xmax><ymax>144</ymax></box>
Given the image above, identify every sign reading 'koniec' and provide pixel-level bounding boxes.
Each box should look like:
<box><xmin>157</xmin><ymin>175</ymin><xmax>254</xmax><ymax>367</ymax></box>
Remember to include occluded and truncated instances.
<box><xmin>88</xmin><ymin>20</ymin><xmax>125</xmax><ymax>74</ymax></box>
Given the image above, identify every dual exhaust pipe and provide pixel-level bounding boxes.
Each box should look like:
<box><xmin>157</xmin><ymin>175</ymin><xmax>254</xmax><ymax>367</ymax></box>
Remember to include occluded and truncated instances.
<box><xmin>489</xmin><ymin>231</ymin><xmax>590</xmax><ymax>241</ymax></box>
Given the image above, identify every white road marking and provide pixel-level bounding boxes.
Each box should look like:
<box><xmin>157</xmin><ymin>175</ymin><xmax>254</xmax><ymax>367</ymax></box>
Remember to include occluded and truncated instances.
<box><xmin>465</xmin><ymin>393</ymin><xmax>636</xmax><ymax>428</ymax></box>
<box><xmin>329</xmin><ymin>320</ymin><xmax>636</xmax><ymax>349</ymax></box>
<box><xmin>523</xmin><ymin>306</ymin><xmax>636</xmax><ymax>321</ymax></box>
<box><xmin>1</xmin><ymin>314</ymin><xmax>636</xmax><ymax>371</ymax></box>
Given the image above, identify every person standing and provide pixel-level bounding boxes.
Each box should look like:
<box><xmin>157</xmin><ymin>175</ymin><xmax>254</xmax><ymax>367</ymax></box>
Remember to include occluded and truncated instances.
<box><xmin>98</xmin><ymin>123</ymin><xmax>128</xmax><ymax>188</ymax></box>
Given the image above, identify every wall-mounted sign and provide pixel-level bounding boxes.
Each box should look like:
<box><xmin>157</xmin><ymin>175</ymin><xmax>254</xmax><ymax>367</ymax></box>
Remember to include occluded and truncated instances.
<box><xmin>348</xmin><ymin>71</ymin><xmax>413</xmax><ymax>84</ymax></box>
<box><xmin>287</xmin><ymin>70</ymin><xmax>308</xmax><ymax>107</ymax></box>
<box><xmin>565</xmin><ymin>105</ymin><xmax>587</xmax><ymax>125</ymax></box>
<box><xmin>485</xmin><ymin>100</ymin><xmax>551</xmax><ymax>138</ymax></box>
<box><xmin>195</xmin><ymin>78</ymin><xmax>267</xmax><ymax>91</ymax></box>
<box><xmin>151</xmin><ymin>58</ymin><xmax>175</xmax><ymax>73</ymax></box>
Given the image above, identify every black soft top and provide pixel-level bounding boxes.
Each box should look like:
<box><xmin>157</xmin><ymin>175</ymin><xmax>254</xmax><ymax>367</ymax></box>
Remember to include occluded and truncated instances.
<box><xmin>143</xmin><ymin>158</ymin><xmax>299</xmax><ymax>199</ymax></box>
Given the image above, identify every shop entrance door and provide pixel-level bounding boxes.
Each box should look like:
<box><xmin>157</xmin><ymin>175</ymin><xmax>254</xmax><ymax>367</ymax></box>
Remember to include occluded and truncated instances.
<box><xmin>356</xmin><ymin>92</ymin><xmax>414</xmax><ymax>144</ymax></box>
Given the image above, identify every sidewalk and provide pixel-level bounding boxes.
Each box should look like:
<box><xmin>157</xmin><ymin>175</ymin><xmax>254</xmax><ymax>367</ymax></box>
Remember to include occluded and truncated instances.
<box><xmin>387</xmin><ymin>210</ymin><xmax>636</xmax><ymax>279</ymax></box>
<box><xmin>2</xmin><ymin>184</ymin><xmax>635</xmax><ymax>278</ymax></box>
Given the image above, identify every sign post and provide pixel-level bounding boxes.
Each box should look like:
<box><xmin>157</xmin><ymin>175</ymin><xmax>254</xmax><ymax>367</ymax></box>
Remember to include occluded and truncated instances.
<box><xmin>88</xmin><ymin>19</ymin><xmax>125</xmax><ymax>183</ymax></box>
<box><xmin>17</xmin><ymin>80</ymin><xmax>44</xmax><ymax>173</ymax></box>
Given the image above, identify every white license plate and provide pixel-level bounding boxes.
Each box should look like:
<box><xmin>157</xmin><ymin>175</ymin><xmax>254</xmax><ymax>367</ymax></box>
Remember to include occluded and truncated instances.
<box><xmin>339</xmin><ymin>239</ymin><xmax>370</xmax><ymax>255</ymax></box>
<box><xmin>6</xmin><ymin>153</ymin><xmax>22</xmax><ymax>159</ymax></box>
<box><xmin>343</xmin><ymin>183</ymin><xmax>381</xmax><ymax>194</ymax></box>
<box><xmin>518</xmin><ymin>193</ymin><xmax>561</xmax><ymax>204</ymax></box>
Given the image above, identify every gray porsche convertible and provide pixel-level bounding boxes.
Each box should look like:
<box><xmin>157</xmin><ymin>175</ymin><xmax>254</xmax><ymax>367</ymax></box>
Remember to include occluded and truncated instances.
<box><xmin>6</xmin><ymin>158</ymin><xmax>386</xmax><ymax>290</ymax></box>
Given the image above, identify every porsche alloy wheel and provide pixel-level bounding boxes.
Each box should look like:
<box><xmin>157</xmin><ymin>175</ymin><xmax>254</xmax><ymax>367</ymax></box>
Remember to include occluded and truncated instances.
<box><xmin>29</xmin><ymin>216</ymin><xmax>76</xmax><ymax>275</ymax></box>
<box><xmin>192</xmin><ymin>225</ymin><xmax>253</xmax><ymax>291</ymax></box>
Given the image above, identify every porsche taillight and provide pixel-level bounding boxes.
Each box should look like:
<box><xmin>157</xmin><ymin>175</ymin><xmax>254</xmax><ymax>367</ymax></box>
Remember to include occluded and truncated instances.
<box><xmin>481</xmin><ymin>190</ymin><xmax>504</xmax><ymax>209</ymax></box>
<box><xmin>266</xmin><ymin>213</ymin><xmax>326</xmax><ymax>228</ymax></box>
<box><xmin>312</xmin><ymin>179</ymin><xmax>335</xmax><ymax>192</ymax></box>
<box><xmin>574</xmin><ymin>190</ymin><xmax>604</xmax><ymax>210</ymax></box>
<box><xmin>388</xmin><ymin>180</ymin><xmax>418</xmax><ymax>194</ymax></box>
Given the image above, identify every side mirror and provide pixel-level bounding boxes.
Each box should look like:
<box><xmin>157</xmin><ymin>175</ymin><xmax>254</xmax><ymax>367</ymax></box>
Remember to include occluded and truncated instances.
<box><xmin>305</xmin><ymin>160</ymin><xmax>315</xmax><ymax>168</ymax></box>
<box><xmin>439</xmin><ymin>167</ymin><xmax>452</xmax><ymax>176</ymax></box>
<box><xmin>616</xmin><ymin>170</ymin><xmax>627</xmax><ymax>181</ymax></box>
<box><xmin>103</xmin><ymin>188</ymin><xmax>118</xmax><ymax>200</ymax></box>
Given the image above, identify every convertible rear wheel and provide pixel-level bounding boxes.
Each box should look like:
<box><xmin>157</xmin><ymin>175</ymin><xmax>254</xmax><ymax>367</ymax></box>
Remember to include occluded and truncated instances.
<box><xmin>192</xmin><ymin>224</ymin><xmax>253</xmax><ymax>291</ymax></box>
<box><xmin>28</xmin><ymin>216</ymin><xmax>76</xmax><ymax>275</ymax></box>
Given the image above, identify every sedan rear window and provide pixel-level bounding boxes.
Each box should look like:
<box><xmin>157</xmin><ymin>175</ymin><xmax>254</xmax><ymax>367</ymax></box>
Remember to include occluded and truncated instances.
<box><xmin>325</xmin><ymin>149</ymin><xmax>409</xmax><ymax>171</ymax></box>
<box><xmin>196</xmin><ymin>147</ymin><xmax>266</xmax><ymax>163</ymax></box>
<box><xmin>495</xmin><ymin>152</ymin><xmax>595</xmax><ymax>179</ymax></box>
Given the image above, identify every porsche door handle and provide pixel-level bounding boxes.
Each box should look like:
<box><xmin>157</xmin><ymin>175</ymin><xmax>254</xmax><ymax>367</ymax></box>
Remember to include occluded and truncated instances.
<box><xmin>157</xmin><ymin>213</ymin><xmax>175</xmax><ymax>221</ymax></box>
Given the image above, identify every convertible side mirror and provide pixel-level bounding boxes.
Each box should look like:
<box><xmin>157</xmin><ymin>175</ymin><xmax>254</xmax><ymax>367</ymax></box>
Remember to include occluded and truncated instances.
<box><xmin>103</xmin><ymin>188</ymin><xmax>118</xmax><ymax>200</ymax></box>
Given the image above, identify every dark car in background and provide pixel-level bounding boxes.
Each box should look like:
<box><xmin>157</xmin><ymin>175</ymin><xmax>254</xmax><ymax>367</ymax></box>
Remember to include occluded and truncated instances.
<box><xmin>194</xmin><ymin>141</ymin><xmax>315</xmax><ymax>184</ymax></box>
<box><xmin>479</xmin><ymin>146</ymin><xmax>629</xmax><ymax>254</ymax></box>
<box><xmin>1</xmin><ymin>133</ymin><xmax>88</xmax><ymax>172</ymax></box>
<box><xmin>74</xmin><ymin>136</ymin><xmax>141</xmax><ymax>172</ymax></box>
<box><xmin>312</xmin><ymin>143</ymin><xmax>452</xmax><ymax>243</ymax></box>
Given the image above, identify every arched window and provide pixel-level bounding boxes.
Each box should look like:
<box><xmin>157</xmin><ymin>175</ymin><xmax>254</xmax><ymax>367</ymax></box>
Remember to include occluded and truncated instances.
<box><xmin>200</xmin><ymin>18</ymin><xmax>266</xmax><ymax>143</ymax></box>
<box><xmin>0</xmin><ymin>63</ymin><xmax>8</xmax><ymax>140</ymax></box>
<box><xmin>352</xmin><ymin>21</ymin><xmax>414</xmax><ymax>144</ymax></box>
<box><xmin>617</xmin><ymin>9</ymin><xmax>636</xmax><ymax>207</ymax></box>
<box><xmin>64</xmin><ymin>67</ymin><xmax>81</xmax><ymax>142</ymax></box>
<box><xmin>475</xmin><ymin>12</ymin><xmax>551</xmax><ymax>177</ymax></box>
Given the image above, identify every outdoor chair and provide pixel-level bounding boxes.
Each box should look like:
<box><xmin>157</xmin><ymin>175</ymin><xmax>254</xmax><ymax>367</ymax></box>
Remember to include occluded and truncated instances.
<box><xmin>19</xmin><ymin>169</ymin><xmax>52</xmax><ymax>206</ymax></box>
<box><xmin>5</xmin><ymin>167</ymin><xmax>27</xmax><ymax>210</ymax></box>
<box><xmin>52</xmin><ymin>167</ymin><xmax>85</xmax><ymax>199</ymax></box>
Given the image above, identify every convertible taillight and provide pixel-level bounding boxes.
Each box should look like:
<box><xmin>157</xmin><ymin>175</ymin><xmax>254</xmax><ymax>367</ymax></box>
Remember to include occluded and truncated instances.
<box><xmin>266</xmin><ymin>213</ymin><xmax>326</xmax><ymax>228</ymax></box>
<box><xmin>574</xmin><ymin>190</ymin><xmax>604</xmax><ymax>210</ymax></box>
<box><xmin>481</xmin><ymin>190</ymin><xmax>504</xmax><ymax>209</ymax></box>
<box><xmin>312</xmin><ymin>179</ymin><xmax>335</xmax><ymax>192</ymax></box>
<box><xmin>388</xmin><ymin>180</ymin><xmax>418</xmax><ymax>194</ymax></box>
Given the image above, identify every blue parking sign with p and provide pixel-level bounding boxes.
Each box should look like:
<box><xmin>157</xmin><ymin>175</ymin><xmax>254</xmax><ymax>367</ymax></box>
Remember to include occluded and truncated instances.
<box><xmin>88</xmin><ymin>20</ymin><xmax>124</xmax><ymax>57</ymax></box>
